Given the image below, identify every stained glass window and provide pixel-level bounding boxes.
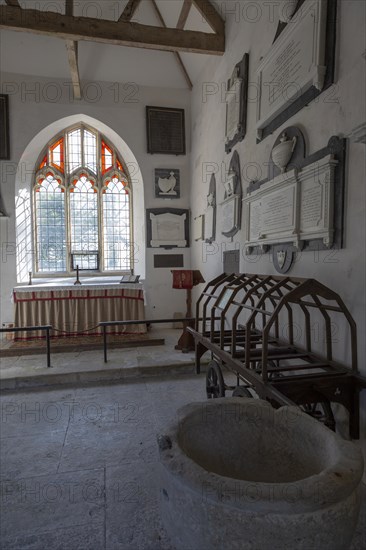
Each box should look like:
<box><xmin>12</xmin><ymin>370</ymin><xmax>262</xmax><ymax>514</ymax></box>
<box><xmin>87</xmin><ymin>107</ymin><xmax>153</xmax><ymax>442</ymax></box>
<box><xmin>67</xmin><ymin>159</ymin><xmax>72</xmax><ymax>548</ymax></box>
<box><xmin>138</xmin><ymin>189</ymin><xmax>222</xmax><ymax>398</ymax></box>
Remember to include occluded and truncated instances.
<box><xmin>101</xmin><ymin>141</ymin><xmax>113</xmax><ymax>174</ymax></box>
<box><xmin>34</xmin><ymin>125</ymin><xmax>132</xmax><ymax>274</ymax></box>
<box><xmin>50</xmin><ymin>138</ymin><xmax>64</xmax><ymax>173</ymax></box>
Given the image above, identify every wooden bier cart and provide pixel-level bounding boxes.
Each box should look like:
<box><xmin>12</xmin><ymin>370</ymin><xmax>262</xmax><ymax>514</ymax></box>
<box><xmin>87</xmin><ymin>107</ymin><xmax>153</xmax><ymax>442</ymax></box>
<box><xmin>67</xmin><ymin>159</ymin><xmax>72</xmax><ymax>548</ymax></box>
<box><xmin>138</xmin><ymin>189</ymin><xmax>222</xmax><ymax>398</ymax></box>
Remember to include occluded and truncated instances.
<box><xmin>188</xmin><ymin>273</ymin><xmax>366</xmax><ymax>438</ymax></box>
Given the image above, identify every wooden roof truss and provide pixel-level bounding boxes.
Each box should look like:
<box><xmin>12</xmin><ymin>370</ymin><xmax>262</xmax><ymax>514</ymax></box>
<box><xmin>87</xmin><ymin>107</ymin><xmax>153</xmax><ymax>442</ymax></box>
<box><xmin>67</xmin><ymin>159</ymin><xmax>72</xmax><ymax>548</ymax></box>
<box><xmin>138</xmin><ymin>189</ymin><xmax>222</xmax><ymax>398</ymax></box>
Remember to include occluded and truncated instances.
<box><xmin>1</xmin><ymin>0</ymin><xmax>225</xmax><ymax>98</ymax></box>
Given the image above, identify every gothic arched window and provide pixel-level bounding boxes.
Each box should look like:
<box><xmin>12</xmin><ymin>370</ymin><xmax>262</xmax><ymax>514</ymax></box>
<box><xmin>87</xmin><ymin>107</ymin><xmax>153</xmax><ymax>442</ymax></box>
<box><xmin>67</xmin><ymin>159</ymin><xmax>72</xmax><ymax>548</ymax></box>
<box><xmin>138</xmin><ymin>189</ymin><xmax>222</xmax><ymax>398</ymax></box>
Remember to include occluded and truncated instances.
<box><xmin>34</xmin><ymin>125</ymin><xmax>132</xmax><ymax>274</ymax></box>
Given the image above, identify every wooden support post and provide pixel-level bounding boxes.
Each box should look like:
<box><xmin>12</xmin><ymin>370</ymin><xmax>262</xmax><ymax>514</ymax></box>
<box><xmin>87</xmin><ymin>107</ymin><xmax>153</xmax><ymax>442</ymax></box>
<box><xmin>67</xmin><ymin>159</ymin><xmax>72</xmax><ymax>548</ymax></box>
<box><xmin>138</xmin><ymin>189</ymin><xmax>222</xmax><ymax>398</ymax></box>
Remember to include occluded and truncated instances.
<box><xmin>65</xmin><ymin>40</ymin><xmax>82</xmax><ymax>100</ymax></box>
<box><xmin>65</xmin><ymin>0</ymin><xmax>81</xmax><ymax>100</ymax></box>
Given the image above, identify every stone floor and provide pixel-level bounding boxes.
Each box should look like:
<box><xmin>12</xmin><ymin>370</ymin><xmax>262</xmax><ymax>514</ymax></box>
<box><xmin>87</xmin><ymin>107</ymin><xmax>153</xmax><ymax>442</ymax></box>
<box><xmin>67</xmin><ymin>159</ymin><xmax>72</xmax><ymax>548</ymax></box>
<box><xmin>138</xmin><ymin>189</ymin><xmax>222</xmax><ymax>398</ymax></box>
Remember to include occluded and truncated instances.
<box><xmin>0</xmin><ymin>329</ymin><xmax>202</xmax><ymax>390</ymax></box>
<box><xmin>0</xmin><ymin>330</ymin><xmax>365</xmax><ymax>549</ymax></box>
<box><xmin>0</xmin><ymin>371</ymin><xmax>365</xmax><ymax>550</ymax></box>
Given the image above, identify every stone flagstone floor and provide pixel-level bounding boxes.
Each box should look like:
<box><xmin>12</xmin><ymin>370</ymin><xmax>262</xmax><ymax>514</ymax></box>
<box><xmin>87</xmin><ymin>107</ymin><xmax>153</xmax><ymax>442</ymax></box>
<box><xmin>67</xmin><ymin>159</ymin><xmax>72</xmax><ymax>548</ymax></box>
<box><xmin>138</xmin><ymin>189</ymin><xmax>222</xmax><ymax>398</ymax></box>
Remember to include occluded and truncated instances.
<box><xmin>0</xmin><ymin>373</ymin><xmax>365</xmax><ymax>549</ymax></box>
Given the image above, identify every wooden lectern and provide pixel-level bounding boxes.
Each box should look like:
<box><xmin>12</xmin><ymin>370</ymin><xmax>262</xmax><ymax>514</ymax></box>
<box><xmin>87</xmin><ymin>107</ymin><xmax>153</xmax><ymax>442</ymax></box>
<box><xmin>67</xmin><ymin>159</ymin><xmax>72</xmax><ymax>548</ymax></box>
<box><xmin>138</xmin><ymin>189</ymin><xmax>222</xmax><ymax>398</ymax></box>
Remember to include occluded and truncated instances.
<box><xmin>172</xmin><ymin>270</ymin><xmax>205</xmax><ymax>352</ymax></box>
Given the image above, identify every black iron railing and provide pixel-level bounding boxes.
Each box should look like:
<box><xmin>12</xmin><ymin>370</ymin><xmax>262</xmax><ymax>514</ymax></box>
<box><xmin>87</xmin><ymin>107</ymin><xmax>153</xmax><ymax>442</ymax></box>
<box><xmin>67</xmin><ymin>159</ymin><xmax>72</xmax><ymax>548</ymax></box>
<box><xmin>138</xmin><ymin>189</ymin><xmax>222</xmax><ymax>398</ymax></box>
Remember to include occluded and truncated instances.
<box><xmin>0</xmin><ymin>325</ymin><xmax>53</xmax><ymax>367</ymax></box>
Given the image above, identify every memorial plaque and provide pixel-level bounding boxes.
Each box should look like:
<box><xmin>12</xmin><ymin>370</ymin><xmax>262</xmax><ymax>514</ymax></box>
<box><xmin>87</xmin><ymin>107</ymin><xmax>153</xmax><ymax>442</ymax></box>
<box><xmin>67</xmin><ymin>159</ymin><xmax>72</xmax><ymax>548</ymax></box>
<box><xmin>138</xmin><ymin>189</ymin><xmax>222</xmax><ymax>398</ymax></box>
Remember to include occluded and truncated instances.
<box><xmin>0</xmin><ymin>94</ymin><xmax>9</xmax><ymax>160</ymax></box>
<box><xmin>244</xmin><ymin>156</ymin><xmax>337</xmax><ymax>251</ymax></box>
<box><xmin>220</xmin><ymin>151</ymin><xmax>242</xmax><ymax>238</ymax></box>
<box><xmin>249</xmin><ymin>202</ymin><xmax>262</xmax><ymax>241</ymax></box>
<box><xmin>299</xmin><ymin>157</ymin><xmax>336</xmax><ymax>244</ymax></box>
<box><xmin>154</xmin><ymin>254</ymin><xmax>184</xmax><ymax>268</ymax></box>
<box><xmin>300</xmin><ymin>184</ymin><xmax>323</xmax><ymax>230</ymax></box>
<box><xmin>246</xmin><ymin>128</ymin><xmax>345</xmax><ymax>252</ymax></box>
<box><xmin>245</xmin><ymin>178</ymin><xmax>297</xmax><ymax>245</ymax></box>
<box><xmin>221</xmin><ymin>195</ymin><xmax>240</xmax><ymax>236</ymax></box>
<box><xmin>155</xmin><ymin>168</ymin><xmax>180</xmax><ymax>198</ymax></box>
<box><xmin>225</xmin><ymin>53</ymin><xmax>249</xmax><ymax>154</ymax></box>
<box><xmin>146</xmin><ymin>107</ymin><xmax>185</xmax><ymax>155</ymax></box>
<box><xmin>147</xmin><ymin>208</ymin><xmax>189</xmax><ymax>248</ymax></box>
<box><xmin>256</xmin><ymin>0</ymin><xmax>329</xmax><ymax>139</ymax></box>
<box><xmin>225</xmin><ymin>77</ymin><xmax>242</xmax><ymax>143</ymax></box>
<box><xmin>261</xmin><ymin>187</ymin><xmax>296</xmax><ymax>233</ymax></box>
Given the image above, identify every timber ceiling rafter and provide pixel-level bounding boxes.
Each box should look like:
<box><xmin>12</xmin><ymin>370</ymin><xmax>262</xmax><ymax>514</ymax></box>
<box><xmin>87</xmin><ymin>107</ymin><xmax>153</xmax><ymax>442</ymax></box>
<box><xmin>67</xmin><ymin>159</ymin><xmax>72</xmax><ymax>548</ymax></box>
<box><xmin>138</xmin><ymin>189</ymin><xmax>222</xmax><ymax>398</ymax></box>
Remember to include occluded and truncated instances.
<box><xmin>65</xmin><ymin>0</ymin><xmax>81</xmax><ymax>100</ymax></box>
<box><xmin>0</xmin><ymin>0</ymin><xmax>225</xmax><ymax>90</ymax></box>
<box><xmin>119</xmin><ymin>0</ymin><xmax>142</xmax><ymax>23</ymax></box>
<box><xmin>177</xmin><ymin>0</ymin><xmax>193</xmax><ymax>30</ymax></box>
<box><xmin>192</xmin><ymin>0</ymin><xmax>225</xmax><ymax>35</ymax></box>
<box><xmin>151</xmin><ymin>0</ymin><xmax>193</xmax><ymax>90</ymax></box>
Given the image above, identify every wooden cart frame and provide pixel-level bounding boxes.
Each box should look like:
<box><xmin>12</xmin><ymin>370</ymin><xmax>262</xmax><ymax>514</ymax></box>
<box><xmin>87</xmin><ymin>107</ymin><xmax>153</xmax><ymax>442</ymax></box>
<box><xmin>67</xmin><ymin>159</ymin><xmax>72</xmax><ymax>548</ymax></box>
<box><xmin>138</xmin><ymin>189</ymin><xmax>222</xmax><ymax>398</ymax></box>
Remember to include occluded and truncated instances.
<box><xmin>188</xmin><ymin>273</ymin><xmax>366</xmax><ymax>438</ymax></box>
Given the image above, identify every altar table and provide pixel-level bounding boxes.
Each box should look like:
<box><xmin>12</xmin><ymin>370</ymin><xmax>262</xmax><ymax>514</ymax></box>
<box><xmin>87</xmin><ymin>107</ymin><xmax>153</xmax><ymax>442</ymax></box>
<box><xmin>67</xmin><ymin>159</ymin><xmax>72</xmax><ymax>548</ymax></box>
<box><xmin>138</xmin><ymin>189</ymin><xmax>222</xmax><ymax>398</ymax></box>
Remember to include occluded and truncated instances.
<box><xmin>13</xmin><ymin>283</ymin><xmax>146</xmax><ymax>339</ymax></box>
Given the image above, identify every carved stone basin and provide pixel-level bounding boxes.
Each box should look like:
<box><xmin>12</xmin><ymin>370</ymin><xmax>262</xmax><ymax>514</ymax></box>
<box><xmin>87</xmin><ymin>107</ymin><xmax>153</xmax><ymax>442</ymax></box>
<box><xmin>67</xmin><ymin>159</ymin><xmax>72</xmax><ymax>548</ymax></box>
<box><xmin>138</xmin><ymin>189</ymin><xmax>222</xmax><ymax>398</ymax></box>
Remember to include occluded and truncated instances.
<box><xmin>158</xmin><ymin>398</ymin><xmax>364</xmax><ymax>550</ymax></box>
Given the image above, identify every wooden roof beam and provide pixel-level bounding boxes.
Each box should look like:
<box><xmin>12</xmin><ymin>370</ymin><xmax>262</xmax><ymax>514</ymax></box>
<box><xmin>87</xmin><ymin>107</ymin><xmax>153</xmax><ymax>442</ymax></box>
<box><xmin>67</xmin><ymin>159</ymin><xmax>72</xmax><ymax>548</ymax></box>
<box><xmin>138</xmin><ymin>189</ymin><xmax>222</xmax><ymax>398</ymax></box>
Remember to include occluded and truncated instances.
<box><xmin>177</xmin><ymin>0</ymin><xmax>193</xmax><ymax>29</ymax></box>
<box><xmin>0</xmin><ymin>6</ymin><xmax>225</xmax><ymax>55</ymax></box>
<box><xmin>192</xmin><ymin>0</ymin><xmax>224</xmax><ymax>35</ymax></box>
<box><xmin>151</xmin><ymin>0</ymin><xmax>192</xmax><ymax>90</ymax></box>
<box><xmin>119</xmin><ymin>0</ymin><xmax>142</xmax><ymax>22</ymax></box>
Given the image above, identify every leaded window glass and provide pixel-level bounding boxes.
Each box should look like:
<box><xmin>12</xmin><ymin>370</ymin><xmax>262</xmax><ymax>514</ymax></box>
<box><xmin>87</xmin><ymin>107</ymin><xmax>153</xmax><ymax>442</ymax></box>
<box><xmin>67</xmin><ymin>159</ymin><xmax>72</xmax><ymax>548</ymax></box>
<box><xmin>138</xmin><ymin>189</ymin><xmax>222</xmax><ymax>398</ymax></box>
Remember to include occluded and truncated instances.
<box><xmin>67</xmin><ymin>129</ymin><xmax>82</xmax><ymax>173</ymax></box>
<box><xmin>33</xmin><ymin>125</ymin><xmax>132</xmax><ymax>274</ymax></box>
<box><xmin>103</xmin><ymin>175</ymin><xmax>131</xmax><ymax>272</ymax></box>
<box><xmin>70</xmin><ymin>174</ymin><xmax>99</xmax><ymax>255</ymax></box>
<box><xmin>35</xmin><ymin>173</ymin><xmax>66</xmax><ymax>272</ymax></box>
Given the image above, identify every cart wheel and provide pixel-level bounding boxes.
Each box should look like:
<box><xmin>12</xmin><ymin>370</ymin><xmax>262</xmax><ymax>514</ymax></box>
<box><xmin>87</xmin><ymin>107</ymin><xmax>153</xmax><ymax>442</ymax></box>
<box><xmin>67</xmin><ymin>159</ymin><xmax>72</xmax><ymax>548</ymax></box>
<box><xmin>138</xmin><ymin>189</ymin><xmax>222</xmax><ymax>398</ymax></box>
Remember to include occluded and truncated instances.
<box><xmin>255</xmin><ymin>361</ymin><xmax>282</xmax><ymax>380</ymax></box>
<box><xmin>232</xmin><ymin>386</ymin><xmax>252</xmax><ymax>398</ymax></box>
<box><xmin>301</xmin><ymin>401</ymin><xmax>336</xmax><ymax>431</ymax></box>
<box><xmin>206</xmin><ymin>360</ymin><xmax>225</xmax><ymax>399</ymax></box>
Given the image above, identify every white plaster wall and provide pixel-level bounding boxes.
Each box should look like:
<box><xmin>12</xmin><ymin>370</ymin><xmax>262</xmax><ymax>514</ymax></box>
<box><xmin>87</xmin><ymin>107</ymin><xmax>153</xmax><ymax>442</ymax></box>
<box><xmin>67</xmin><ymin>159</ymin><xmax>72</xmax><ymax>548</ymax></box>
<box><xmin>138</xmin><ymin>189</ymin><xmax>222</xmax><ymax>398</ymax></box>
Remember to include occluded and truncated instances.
<box><xmin>0</xmin><ymin>73</ymin><xmax>191</xmax><ymax>324</ymax></box>
<box><xmin>190</xmin><ymin>1</ymin><xmax>365</xmax><ymax>460</ymax></box>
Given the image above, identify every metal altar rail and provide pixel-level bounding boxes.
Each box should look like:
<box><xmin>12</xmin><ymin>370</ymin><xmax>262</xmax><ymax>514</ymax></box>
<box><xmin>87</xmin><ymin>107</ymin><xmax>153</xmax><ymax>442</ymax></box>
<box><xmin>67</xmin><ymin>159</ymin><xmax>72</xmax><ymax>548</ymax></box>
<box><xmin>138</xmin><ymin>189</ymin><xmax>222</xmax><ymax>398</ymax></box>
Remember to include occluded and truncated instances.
<box><xmin>0</xmin><ymin>317</ymin><xmax>208</xmax><ymax>369</ymax></box>
<box><xmin>0</xmin><ymin>325</ymin><xmax>53</xmax><ymax>368</ymax></box>
<box><xmin>187</xmin><ymin>273</ymin><xmax>366</xmax><ymax>439</ymax></box>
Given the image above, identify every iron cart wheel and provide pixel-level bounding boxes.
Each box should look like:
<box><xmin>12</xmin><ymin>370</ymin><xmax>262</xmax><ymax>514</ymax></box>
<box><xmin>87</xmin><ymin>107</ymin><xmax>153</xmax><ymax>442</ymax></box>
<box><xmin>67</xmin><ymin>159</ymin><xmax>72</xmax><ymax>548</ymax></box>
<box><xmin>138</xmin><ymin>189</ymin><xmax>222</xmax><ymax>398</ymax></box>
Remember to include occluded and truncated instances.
<box><xmin>232</xmin><ymin>386</ymin><xmax>252</xmax><ymax>398</ymax></box>
<box><xmin>255</xmin><ymin>361</ymin><xmax>283</xmax><ymax>380</ymax></box>
<box><xmin>300</xmin><ymin>401</ymin><xmax>336</xmax><ymax>431</ymax></box>
<box><xmin>206</xmin><ymin>360</ymin><xmax>225</xmax><ymax>399</ymax></box>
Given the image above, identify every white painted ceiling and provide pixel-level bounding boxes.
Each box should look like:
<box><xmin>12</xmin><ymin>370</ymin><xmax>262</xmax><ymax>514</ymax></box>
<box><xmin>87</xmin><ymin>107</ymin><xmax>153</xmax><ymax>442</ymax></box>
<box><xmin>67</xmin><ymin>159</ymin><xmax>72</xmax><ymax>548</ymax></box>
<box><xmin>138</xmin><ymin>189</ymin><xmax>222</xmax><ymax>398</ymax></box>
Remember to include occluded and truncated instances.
<box><xmin>0</xmin><ymin>0</ymin><xmax>218</xmax><ymax>89</ymax></box>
